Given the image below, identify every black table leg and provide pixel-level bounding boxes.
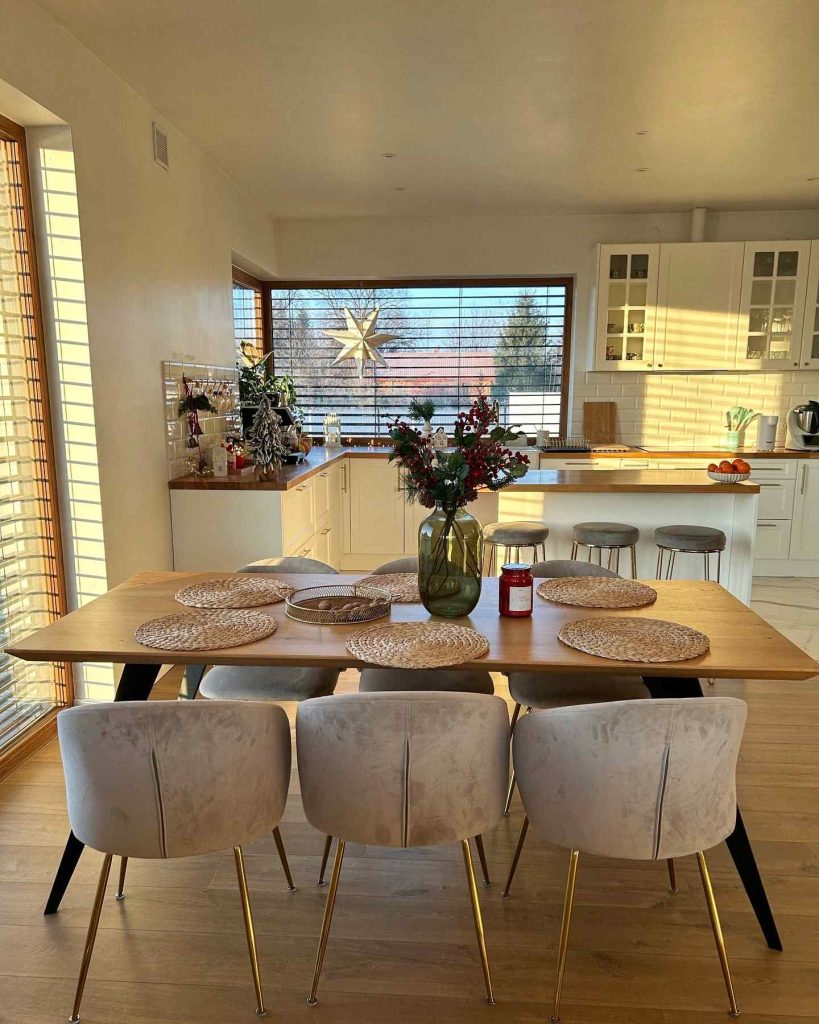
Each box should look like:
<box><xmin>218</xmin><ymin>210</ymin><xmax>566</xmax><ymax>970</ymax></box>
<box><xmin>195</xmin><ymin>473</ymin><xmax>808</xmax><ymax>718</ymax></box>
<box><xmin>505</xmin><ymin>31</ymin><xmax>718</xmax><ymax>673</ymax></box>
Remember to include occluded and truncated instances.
<box><xmin>643</xmin><ymin>675</ymin><xmax>782</xmax><ymax>951</ymax></box>
<box><xmin>44</xmin><ymin>662</ymin><xmax>161</xmax><ymax>915</ymax></box>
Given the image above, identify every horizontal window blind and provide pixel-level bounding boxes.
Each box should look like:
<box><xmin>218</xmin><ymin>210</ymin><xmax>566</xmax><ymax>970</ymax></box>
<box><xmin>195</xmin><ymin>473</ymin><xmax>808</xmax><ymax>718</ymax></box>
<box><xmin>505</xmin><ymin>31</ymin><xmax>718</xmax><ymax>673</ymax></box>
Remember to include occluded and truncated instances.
<box><xmin>0</xmin><ymin>116</ymin><xmax>69</xmax><ymax>752</ymax></box>
<box><xmin>270</xmin><ymin>282</ymin><xmax>571</xmax><ymax>438</ymax></box>
<box><xmin>233</xmin><ymin>271</ymin><xmax>265</xmax><ymax>361</ymax></box>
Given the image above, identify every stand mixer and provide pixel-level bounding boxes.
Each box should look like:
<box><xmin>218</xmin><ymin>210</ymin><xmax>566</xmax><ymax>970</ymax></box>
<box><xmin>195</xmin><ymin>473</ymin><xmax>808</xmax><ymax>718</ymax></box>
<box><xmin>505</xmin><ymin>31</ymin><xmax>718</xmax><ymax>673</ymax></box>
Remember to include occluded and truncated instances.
<box><xmin>787</xmin><ymin>401</ymin><xmax>819</xmax><ymax>450</ymax></box>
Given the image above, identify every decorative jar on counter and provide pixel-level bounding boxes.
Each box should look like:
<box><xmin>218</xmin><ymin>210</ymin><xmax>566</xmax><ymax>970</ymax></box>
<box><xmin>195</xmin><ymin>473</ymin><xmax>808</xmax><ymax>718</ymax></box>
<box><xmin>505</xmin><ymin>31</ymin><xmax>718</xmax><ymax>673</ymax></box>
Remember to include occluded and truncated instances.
<box><xmin>499</xmin><ymin>563</ymin><xmax>533</xmax><ymax>617</ymax></box>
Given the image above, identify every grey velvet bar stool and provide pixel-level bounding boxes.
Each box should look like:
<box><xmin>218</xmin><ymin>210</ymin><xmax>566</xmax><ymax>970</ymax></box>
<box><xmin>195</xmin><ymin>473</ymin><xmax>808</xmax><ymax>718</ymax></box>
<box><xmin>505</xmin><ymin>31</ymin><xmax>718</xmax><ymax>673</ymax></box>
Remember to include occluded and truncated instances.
<box><xmin>58</xmin><ymin>701</ymin><xmax>291</xmax><ymax>1021</ymax></box>
<box><xmin>513</xmin><ymin>698</ymin><xmax>746</xmax><ymax>1020</ymax></box>
<box><xmin>570</xmin><ymin>521</ymin><xmax>640</xmax><ymax>577</ymax></box>
<box><xmin>297</xmin><ymin>691</ymin><xmax>509</xmax><ymax>1006</ymax></box>
<box><xmin>655</xmin><ymin>525</ymin><xmax>726</xmax><ymax>582</ymax></box>
<box><xmin>484</xmin><ymin>520</ymin><xmax>549</xmax><ymax>574</ymax></box>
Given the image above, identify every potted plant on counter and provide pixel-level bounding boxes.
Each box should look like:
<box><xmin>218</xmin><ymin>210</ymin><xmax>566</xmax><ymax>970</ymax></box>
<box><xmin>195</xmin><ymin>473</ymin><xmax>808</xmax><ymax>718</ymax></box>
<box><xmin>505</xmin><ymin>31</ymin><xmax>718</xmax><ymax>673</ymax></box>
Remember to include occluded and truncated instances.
<box><xmin>389</xmin><ymin>395</ymin><xmax>529</xmax><ymax>617</ymax></box>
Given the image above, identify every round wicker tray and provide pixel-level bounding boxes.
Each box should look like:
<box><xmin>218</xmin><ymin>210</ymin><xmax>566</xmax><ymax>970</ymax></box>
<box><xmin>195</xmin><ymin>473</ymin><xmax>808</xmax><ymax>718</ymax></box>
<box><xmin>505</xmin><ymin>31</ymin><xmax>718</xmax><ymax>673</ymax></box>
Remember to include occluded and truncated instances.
<box><xmin>175</xmin><ymin>576</ymin><xmax>294</xmax><ymax>609</ymax></box>
<box><xmin>557</xmin><ymin>616</ymin><xmax>709</xmax><ymax>663</ymax></box>
<box><xmin>285</xmin><ymin>584</ymin><xmax>392</xmax><ymax>625</ymax></box>
<box><xmin>537</xmin><ymin>577</ymin><xmax>657</xmax><ymax>609</ymax></box>
<box><xmin>347</xmin><ymin>621</ymin><xmax>489</xmax><ymax>669</ymax></box>
<box><xmin>135</xmin><ymin>609</ymin><xmax>278</xmax><ymax>651</ymax></box>
<box><xmin>360</xmin><ymin>572</ymin><xmax>421</xmax><ymax>603</ymax></box>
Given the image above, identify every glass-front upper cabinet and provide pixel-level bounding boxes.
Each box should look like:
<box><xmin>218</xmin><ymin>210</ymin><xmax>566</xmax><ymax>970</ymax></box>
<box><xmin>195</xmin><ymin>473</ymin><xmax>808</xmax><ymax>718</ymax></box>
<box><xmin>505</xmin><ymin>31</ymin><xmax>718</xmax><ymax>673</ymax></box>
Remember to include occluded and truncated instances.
<box><xmin>799</xmin><ymin>240</ymin><xmax>819</xmax><ymax>369</ymax></box>
<box><xmin>736</xmin><ymin>241</ymin><xmax>811</xmax><ymax>370</ymax></box>
<box><xmin>594</xmin><ymin>244</ymin><xmax>659</xmax><ymax>371</ymax></box>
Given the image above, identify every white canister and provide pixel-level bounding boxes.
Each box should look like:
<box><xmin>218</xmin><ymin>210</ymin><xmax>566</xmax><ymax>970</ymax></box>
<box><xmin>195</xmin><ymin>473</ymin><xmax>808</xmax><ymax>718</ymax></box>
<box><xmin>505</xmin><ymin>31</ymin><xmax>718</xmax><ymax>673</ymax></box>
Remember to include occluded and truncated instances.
<box><xmin>758</xmin><ymin>415</ymin><xmax>778</xmax><ymax>451</ymax></box>
<box><xmin>209</xmin><ymin>444</ymin><xmax>228</xmax><ymax>477</ymax></box>
<box><xmin>535</xmin><ymin>429</ymin><xmax>550</xmax><ymax>447</ymax></box>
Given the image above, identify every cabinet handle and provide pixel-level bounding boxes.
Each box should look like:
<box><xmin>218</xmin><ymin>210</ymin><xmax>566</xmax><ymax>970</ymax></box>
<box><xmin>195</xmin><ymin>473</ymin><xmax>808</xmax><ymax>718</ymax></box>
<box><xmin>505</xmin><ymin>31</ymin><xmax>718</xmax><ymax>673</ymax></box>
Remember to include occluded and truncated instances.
<box><xmin>800</xmin><ymin>464</ymin><xmax>808</xmax><ymax>494</ymax></box>
<box><xmin>758</xmin><ymin>483</ymin><xmax>782</xmax><ymax>488</ymax></box>
<box><xmin>321</xmin><ymin>527</ymin><xmax>331</xmax><ymax>535</ymax></box>
<box><xmin>296</xmin><ymin>484</ymin><xmax>308</xmax><ymax>492</ymax></box>
<box><xmin>341</xmin><ymin>465</ymin><xmax>348</xmax><ymax>492</ymax></box>
<box><xmin>319</xmin><ymin>472</ymin><xmax>328</xmax><ymax>477</ymax></box>
<box><xmin>756</xmin><ymin>523</ymin><xmax>778</xmax><ymax>528</ymax></box>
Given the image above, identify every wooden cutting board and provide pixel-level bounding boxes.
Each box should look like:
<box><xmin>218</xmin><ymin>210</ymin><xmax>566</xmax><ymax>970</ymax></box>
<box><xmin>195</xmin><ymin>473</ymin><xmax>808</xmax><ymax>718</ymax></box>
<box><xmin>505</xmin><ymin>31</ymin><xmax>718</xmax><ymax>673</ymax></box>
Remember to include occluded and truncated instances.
<box><xmin>583</xmin><ymin>401</ymin><xmax>617</xmax><ymax>443</ymax></box>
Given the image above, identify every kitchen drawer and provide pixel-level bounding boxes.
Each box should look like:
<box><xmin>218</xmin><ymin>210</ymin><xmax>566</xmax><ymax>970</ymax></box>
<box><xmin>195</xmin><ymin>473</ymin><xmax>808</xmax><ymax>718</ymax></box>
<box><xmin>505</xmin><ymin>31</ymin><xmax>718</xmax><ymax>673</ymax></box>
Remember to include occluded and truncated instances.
<box><xmin>313</xmin><ymin>469</ymin><xmax>331</xmax><ymax>519</ymax></box>
<box><xmin>756</xmin><ymin>478</ymin><xmax>796</xmax><ymax>519</ymax></box>
<box><xmin>282</xmin><ymin>478</ymin><xmax>315</xmax><ymax>554</ymax></box>
<box><xmin>657</xmin><ymin>459</ymin><xmax>706</xmax><ymax>470</ymax></box>
<box><xmin>539</xmin><ymin>457</ymin><xmax>624</xmax><ymax>470</ymax></box>
<box><xmin>745</xmin><ymin>459</ymin><xmax>797</xmax><ymax>479</ymax></box>
<box><xmin>754</xmin><ymin>520</ymin><xmax>792</xmax><ymax>559</ymax></box>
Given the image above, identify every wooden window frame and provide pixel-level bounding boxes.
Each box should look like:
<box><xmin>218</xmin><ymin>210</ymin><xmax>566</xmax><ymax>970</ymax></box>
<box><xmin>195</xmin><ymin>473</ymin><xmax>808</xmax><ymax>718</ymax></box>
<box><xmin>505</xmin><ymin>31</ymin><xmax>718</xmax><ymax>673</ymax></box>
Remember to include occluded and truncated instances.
<box><xmin>0</xmin><ymin>113</ymin><xmax>71</xmax><ymax>779</ymax></box>
<box><xmin>232</xmin><ymin>267</ymin><xmax>272</xmax><ymax>359</ymax></box>
<box><xmin>265</xmin><ymin>276</ymin><xmax>575</xmax><ymax>437</ymax></box>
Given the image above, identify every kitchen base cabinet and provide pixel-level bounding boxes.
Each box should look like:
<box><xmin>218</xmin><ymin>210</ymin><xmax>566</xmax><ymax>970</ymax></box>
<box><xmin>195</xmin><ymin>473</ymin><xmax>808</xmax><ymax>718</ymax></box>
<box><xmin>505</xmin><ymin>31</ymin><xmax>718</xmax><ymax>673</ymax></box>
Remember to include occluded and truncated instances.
<box><xmin>789</xmin><ymin>462</ymin><xmax>819</xmax><ymax>561</ymax></box>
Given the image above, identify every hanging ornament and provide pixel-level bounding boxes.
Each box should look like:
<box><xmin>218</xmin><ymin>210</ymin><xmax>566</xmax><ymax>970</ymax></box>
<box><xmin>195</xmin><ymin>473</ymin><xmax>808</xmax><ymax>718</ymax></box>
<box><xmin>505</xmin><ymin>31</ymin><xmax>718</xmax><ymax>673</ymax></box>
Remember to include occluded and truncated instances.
<box><xmin>323</xmin><ymin>307</ymin><xmax>396</xmax><ymax>378</ymax></box>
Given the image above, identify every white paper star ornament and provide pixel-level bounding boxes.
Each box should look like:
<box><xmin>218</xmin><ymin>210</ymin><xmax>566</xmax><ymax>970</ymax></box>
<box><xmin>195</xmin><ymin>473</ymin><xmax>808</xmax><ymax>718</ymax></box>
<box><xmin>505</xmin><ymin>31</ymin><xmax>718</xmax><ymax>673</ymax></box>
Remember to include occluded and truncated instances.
<box><xmin>323</xmin><ymin>307</ymin><xmax>396</xmax><ymax>378</ymax></box>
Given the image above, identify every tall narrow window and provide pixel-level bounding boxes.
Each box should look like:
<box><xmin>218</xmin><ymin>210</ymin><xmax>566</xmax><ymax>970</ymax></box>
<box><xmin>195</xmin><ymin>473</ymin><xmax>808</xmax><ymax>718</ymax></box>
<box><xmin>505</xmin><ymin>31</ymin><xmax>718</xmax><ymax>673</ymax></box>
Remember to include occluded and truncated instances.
<box><xmin>232</xmin><ymin>268</ymin><xmax>266</xmax><ymax>363</ymax></box>
<box><xmin>0</xmin><ymin>115</ymin><xmax>70</xmax><ymax>757</ymax></box>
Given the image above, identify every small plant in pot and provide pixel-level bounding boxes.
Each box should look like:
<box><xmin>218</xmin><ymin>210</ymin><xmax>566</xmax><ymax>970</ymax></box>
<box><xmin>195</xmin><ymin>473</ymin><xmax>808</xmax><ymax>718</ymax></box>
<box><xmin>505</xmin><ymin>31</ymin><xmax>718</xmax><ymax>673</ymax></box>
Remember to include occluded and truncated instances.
<box><xmin>408</xmin><ymin>397</ymin><xmax>436</xmax><ymax>438</ymax></box>
<box><xmin>389</xmin><ymin>395</ymin><xmax>529</xmax><ymax>617</ymax></box>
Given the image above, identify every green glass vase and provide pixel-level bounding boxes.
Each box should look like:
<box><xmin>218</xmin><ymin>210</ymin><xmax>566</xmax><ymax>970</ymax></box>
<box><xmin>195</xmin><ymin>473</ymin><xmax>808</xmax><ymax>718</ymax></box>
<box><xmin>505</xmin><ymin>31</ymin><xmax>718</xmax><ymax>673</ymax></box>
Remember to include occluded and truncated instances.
<box><xmin>418</xmin><ymin>505</ymin><xmax>484</xmax><ymax>617</ymax></box>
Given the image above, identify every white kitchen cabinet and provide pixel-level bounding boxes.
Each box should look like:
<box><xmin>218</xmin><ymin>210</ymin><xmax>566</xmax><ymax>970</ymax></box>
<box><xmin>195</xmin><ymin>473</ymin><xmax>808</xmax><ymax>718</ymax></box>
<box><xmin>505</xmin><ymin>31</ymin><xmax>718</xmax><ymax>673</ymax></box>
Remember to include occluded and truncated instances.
<box><xmin>736</xmin><ymin>241</ymin><xmax>811</xmax><ymax>370</ymax></box>
<box><xmin>655</xmin><ymin>242</ymin><xmax>743</xmax><ymax>370</ymax></box>
<box><xmin>326</xmin><ymin>462</ymin><xmax>345</xmax><ymax>568</ymax></box>
<box><xmin>754</xmin><ymin>520</ymin><xmax>793</xmax><ymax>559</ymax></box>
<box><xmin>347</xmin><ymin>458</ymin><xmax>405</xmax><ymax>555</ymax></box>
<box><xmin>539</xmin><ymin>457</ymin><xmax>627</xmax><ymax>470</ymax></box>
<box><xmin>799</xmin><ymin>240</ymin><xmax>819</xmax><ymax>369</ymax></box>
<box><xmin>789</xmin><ymin>461</ymin><xmax>819</xmax><ymax>560</ymax></box>
<box><xmin>281</xmin><ymin>478</ymin><xmax>315</xmax><ymax>555</ymax></box>
<box><xmin>594</xmin><ymin>244</ymin><xmax>660</xmax><ymax>370</ymax></box>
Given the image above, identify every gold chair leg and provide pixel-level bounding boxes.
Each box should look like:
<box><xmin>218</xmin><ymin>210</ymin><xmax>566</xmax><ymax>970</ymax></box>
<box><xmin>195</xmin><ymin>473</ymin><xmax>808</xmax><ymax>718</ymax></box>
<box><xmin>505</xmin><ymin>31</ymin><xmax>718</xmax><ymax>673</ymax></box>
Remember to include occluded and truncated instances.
<box><xmin>500</xmin><ymin>815</ymin><xmax>529</xmax><ymax>898</ymax></box>
<box><xmin>473</xmin><ymin>834</ymin><xmax>491</xmax><ymax>886</ymax></box>
<box><xmin>667</xmin><ymin>857</ymin><xmax>678</xmax><ymax>894</ymax></box>
<box><xmin>318</xmin><ymin>834</ymin><xmax>333</xmax><ymax>886</ymax></box>
<box><xmin>503</xmin><ymin>769</ymin><xmax>517</xmax><ymax>815</ymax></box>
<box><xmin>551</xmin><ymin>849</ymin><xmax>580</xmax><ymax>1024</ymax></box>
<box><xmin>69</xmin><ymin>853</ymin><xmax>113</xmax><ymax>1023</ymax></box>
<box><xmin>115</xmin><ymin>856</ymin><xmax>127</xmax><ymax>900</ymax></box>
<box><xmin>509</xmin><ymin>702</ymin><xmax>522</xmax><ymax>737</ymax></box>
<box><xmin>308</xmin><ymin>837</ymin><xmax>345</xmax><ymax>1005</ymax></box>
<box><xmin>696</xmin><ymin>851</ymin><xmax>740</xmax><ymax>1018</ymax></box>
<box><xmin>462</xmin><ymin>839</ymin><xmax>495</xmax><ymax>1005</ymax></box>
<box><xmin>272</xmin><ymin>826</ymin><xmax>296</xmax><ymax>892</ymax></box>
<box><xmin>234</xmin><ymin>846</ymin><xmax>267</xmax><ymax>1018</ymax></box>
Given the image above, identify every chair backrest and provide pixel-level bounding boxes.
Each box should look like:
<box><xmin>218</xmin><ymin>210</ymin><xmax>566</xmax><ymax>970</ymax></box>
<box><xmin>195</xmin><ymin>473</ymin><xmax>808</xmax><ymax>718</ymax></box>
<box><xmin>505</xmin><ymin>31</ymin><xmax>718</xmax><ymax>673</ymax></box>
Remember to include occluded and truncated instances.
<box><xmin>239</xmin><ymin>556</ymin><xmax>338</xmax><ymax>574</ymax></box>
<box><xmin>58</xmin><ymin>701</ymin><xmax>290</xmax><ymax>859</ymax></box>
<box><xmin>531</xmin><ymin>559</ymin><xmax>618</xmax><ymax>579</ymax></box>
<box><xmin>514</xmin><ymin>697</ymin><xmax>746</xmax><ymax>860</ymax></box>
<box><xmin>371</xmin><ymin>556</ymin><xmax>418</xmax><ymax>574</ymax></box>
<box><xmin>297</xmin><ymin>691</ymin><xmax>508</xmax><ymax>848</ymax></box>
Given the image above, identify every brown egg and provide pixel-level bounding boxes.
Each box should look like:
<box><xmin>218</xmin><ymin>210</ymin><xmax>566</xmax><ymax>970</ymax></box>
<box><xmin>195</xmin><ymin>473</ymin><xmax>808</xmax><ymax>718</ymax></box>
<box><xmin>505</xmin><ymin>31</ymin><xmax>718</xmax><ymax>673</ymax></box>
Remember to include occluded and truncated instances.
<box><xmin>317</xmin><ymin>600</ymin><xmax>332</xmax><ymax>610</ymax></box>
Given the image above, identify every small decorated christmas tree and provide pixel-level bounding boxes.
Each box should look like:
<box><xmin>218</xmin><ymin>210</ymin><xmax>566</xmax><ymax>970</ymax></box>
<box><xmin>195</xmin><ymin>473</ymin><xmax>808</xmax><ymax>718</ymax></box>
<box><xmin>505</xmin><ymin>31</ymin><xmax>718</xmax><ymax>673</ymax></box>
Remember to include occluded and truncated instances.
<box><xmin>251</xmin><ymin>394</ymin><xmax>288</xmax><ymax>480</ymax></box>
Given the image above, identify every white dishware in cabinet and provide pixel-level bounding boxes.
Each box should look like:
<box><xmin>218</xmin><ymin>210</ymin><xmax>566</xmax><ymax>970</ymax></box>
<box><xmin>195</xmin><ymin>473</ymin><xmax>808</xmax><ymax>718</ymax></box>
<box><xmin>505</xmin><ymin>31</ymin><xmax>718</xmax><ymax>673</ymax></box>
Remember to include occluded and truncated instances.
<box><xmin>594</xmin><ymin>244</ymin><xmax>659</xmax><ymax>371</ymax></box>
<box><xmin>736</xmin><ymin>240</ymin><xmax>811</xmax><ymax>370</ymax></box>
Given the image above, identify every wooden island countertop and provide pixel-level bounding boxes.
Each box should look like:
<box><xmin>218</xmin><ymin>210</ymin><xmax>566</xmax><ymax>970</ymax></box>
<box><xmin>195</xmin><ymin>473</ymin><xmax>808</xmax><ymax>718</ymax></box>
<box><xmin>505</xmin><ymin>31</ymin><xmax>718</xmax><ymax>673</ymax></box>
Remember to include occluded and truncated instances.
<box><xmin>501</xmin><ymin>469</ymin><xmax>759</xmax><ymax>493</ymax></box>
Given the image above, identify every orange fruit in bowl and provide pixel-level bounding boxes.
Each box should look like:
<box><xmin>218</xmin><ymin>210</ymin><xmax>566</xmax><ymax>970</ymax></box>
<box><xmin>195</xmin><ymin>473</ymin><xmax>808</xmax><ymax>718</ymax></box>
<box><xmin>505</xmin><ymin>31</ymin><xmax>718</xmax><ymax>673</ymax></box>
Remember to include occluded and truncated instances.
<box><xmin>732</xmin><ymin>458</ymin><xmax>751</xmax><ymax>474</ymax></box>
<box><xmin>707</xmin><ymin>462</ymin><xmax>719</xmax><ymax>472</ymax></box>
<box><xmin>718</xmin><ymin>460</ymin><xmax>734</xmax><ymax>473</ymax></box>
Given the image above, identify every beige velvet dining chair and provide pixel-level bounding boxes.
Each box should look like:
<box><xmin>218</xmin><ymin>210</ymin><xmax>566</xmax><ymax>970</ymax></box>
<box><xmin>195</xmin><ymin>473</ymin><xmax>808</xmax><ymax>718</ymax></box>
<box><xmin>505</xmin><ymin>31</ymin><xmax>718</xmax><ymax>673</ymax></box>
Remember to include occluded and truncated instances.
<box><xmin>513</xmin><ymin>697</ymin><xmax>747</xmax><ymax>1021</ymax></box>
<box><xmin>296</xmin><ymin>691</ymin><xmax>509</xmax><ymax>1006</ymax></box>
<box><xmin>58</xmin><ymin>700</ymin><xmax>291</xmax><ymax>1021</ymax></box>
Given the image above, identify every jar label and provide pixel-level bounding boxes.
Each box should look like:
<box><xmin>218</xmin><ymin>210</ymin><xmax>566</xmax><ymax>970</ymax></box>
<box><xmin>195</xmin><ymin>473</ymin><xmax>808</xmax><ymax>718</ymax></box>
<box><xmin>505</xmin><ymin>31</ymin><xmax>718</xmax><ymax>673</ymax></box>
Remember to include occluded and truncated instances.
<box><xmin>508</xmin><ymin>585</ymin><xmax>532</xmax><ymax>612</ymax></box>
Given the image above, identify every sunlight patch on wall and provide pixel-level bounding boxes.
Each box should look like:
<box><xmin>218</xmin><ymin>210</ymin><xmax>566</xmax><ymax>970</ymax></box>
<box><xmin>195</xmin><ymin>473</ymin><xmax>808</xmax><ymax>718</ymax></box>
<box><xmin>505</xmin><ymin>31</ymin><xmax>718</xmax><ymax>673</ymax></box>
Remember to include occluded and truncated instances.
<box><xmin>37</xmin><ymin>145</ymin><xmax>112</xmax><ymax>699</ymax></box>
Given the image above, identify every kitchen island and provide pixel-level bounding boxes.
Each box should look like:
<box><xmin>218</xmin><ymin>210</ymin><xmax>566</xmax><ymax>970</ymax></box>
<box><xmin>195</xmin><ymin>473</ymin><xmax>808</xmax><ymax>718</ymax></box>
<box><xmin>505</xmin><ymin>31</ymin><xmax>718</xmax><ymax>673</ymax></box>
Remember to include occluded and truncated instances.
<box><xmin>169</xmin><ymin>452</ymin><xmax>759</xmax><ymax>601</ymax></box>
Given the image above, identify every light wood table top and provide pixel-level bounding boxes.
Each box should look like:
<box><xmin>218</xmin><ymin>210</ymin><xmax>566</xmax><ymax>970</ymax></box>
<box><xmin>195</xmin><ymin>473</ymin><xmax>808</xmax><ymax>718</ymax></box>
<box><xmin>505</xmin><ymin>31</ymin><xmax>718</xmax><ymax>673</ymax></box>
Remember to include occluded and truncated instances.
<box><xmin>5</xmin><ymin>572</ymin><xmax>816</xmax><ymax>680</ymax></box>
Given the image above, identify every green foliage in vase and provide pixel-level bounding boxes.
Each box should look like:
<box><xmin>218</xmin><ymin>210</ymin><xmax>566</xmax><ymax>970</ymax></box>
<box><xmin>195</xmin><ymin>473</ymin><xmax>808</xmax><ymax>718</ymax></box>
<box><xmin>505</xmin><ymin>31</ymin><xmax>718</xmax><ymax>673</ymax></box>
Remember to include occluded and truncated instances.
<box><xmin>408</xmin><ymin>397</ymin><xmax>436</xmax><ymax>423</ymax></box>
<box><xmin>388</xmin><ymin>394</ymin><xmax>529</xmax><ymax>512</ymax></box>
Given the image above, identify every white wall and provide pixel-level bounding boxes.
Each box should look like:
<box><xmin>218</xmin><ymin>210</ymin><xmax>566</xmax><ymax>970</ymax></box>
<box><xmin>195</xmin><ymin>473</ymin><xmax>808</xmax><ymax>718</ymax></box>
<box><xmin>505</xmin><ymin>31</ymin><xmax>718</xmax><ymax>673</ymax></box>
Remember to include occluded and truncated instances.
<box><xmin>0</xmin><ymin>0</ymin><xmax>277</xmax><ymax>585</ymax></box>
<box><xmin>274</xmin><ymin>209</ymin><xmax>819</xmax><ymax>447</ymax></box>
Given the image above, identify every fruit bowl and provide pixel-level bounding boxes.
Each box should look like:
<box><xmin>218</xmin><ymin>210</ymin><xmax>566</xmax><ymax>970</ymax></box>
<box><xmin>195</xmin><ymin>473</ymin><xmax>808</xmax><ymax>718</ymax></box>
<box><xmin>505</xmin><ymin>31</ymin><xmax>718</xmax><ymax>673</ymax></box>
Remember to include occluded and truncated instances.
<box><xmin>707</xmin><ymin>470</ymin><xmax>751</xmax><ymax>484</ymax></box>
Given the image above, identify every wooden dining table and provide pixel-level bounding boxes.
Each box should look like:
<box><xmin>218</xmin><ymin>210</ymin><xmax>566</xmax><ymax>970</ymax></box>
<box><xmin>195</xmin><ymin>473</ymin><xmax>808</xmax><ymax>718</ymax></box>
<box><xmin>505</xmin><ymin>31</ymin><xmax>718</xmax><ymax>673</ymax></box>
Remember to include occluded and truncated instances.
<box><xmin>6</xmin><ymin>570</ymin><xmax>818</xmax><ymax>953</ymax></box>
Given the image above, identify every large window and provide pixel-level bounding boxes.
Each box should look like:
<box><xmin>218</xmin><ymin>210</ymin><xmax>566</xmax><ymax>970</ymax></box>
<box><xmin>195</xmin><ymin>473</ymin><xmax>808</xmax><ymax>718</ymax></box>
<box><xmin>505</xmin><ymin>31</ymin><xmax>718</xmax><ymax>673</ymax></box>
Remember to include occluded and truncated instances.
<box><xmin>269</xmin><ymin>279</ymin><xmax>572</xmax><ymax>438</ymax></box>
<box><xmin>0</xmin><ymin>114</ymin><xmax>70</xmax><ymax>760</ymax></box>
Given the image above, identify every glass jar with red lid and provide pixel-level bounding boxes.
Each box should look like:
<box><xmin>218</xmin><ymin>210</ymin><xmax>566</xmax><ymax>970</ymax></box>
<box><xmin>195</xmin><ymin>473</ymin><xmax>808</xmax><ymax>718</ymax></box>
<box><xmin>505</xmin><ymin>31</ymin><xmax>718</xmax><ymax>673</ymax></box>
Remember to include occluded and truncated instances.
<box><xmin>499</xmin><ymin>563</ymin><xmax>533</xmax><ymax>617</ymax></box>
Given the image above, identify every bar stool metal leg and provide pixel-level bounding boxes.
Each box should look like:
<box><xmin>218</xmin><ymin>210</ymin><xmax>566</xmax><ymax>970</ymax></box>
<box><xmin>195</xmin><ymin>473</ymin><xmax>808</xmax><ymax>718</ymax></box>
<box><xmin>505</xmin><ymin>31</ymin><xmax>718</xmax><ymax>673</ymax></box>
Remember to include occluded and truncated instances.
<box><xmin>630</xmin><ymin>544</ymin><xmax>638</xmax><ymax>579</ymax></box>
<box><xmin>570</xmin><ymin>541</ymin><xmax>578</xmax><ymax>560</ymax></box>
<box><xmin>656</xmin><ymin>547</ymin><xmax>664</xmax><ymax>578</ymax></box>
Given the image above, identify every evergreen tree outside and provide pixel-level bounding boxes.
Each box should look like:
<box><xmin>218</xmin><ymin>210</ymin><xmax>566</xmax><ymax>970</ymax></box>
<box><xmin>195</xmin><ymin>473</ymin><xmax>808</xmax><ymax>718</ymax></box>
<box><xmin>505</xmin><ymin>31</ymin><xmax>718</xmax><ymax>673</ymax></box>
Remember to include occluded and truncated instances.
<box><xmin>494</xmin><ymin>290</ymin><xmax>558</xmax><ymax>397</ymax></box>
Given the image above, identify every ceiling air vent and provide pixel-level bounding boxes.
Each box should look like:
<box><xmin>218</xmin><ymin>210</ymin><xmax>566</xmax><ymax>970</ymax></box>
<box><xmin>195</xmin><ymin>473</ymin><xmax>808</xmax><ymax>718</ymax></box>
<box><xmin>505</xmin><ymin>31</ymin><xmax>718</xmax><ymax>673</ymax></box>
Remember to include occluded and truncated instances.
<box><xmin>152</xmin><ymin>122</ymin><xmax>169</xmax><ymax>169</ymax></box>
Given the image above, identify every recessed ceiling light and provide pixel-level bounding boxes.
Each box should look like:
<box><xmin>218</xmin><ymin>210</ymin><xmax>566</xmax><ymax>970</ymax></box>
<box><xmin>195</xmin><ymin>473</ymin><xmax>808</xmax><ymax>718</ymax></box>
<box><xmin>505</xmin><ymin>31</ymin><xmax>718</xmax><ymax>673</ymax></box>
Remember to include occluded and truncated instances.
<box><xmin>635</xmin><ymin>130</ymin><xmax>648</xmax><ymax>136</ymax></box>
<box><xmin>808</xmin><ymin>176</ymin><xmax>819</xmax><ymax>182</ymax></box>
<box><xmin>635</xmin><ymin>167</ymin><xmax>648</xmax><ymax>173</ymax></box>
<box><xmin>382</xmin><ymin>152</ymin><xmax>397</xmax><ymax>158</ymax></box>
<box><xmin>394</xmin><ymin>186</ymin><xmax>406</xmax><ymax>191</ymax></box>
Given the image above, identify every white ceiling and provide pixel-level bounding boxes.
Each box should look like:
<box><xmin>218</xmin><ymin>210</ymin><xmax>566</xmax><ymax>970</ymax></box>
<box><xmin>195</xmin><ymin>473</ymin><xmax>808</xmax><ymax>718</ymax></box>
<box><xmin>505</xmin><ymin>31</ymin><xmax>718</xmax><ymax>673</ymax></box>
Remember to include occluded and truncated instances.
<box><xmin>34</xmin><ymin>0</ymin><xmax>819</xmax><ymax>218</ymax></box>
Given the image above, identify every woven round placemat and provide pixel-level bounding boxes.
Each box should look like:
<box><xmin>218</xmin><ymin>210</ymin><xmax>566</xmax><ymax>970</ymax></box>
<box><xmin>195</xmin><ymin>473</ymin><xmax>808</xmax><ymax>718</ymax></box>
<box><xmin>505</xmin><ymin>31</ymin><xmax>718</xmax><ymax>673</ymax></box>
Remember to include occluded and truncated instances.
<box><xmin>135</xmin><ymin>610</ymin><xmax>278</xmax><ymax>651</ymax></box>
<box><xmin>347</xmin><ymin>621</ymin><xmax>489</xmax><ymax>669</ymax></box>
<box><xmin>175</xmin><ymin>576</ymin><xmax>293</xmax><ymax>608</ymax></box>
<box><xmin>537</xmin><ymin>577</ymin><xmax>657</xmax><ymax>609</ymax></box>
<box><xmin>359</xmin><ymin>573</ymin><xmax>420</xmax><ymax>603</ymax></box>
<box><xmin>557</xmin><ymin>616</ymin><xmax>709</xmax><ymax>663</ymax></box>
